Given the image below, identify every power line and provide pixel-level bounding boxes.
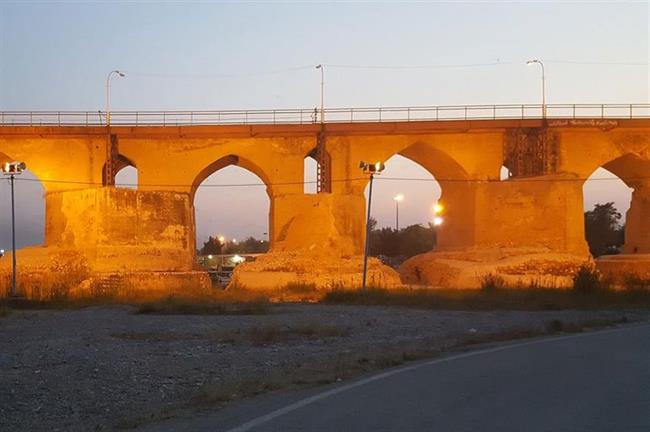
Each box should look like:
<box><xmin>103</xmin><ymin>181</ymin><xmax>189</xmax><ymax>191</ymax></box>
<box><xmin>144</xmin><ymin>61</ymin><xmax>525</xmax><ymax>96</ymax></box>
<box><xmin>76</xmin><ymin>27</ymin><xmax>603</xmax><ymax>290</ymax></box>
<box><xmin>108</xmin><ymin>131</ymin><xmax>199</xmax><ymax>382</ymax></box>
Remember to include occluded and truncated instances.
<box><xmin>324</xmin><ymin>61</ymin><xmax>514</xmax><ymax>70</ymax></box>
<box><xmin>7</xmin><ymin>174</ymin><xmax>648</xmax><ymax>189</ymax></box>
<box><xmin>126</xmin><ymin>65</ymin><xmax>315</xmax><ymax>80</ymax></box>
<box><xmin>544</xmin><ymin>60</ymin><xmax>649</xmax><ymax>66</ymax></box>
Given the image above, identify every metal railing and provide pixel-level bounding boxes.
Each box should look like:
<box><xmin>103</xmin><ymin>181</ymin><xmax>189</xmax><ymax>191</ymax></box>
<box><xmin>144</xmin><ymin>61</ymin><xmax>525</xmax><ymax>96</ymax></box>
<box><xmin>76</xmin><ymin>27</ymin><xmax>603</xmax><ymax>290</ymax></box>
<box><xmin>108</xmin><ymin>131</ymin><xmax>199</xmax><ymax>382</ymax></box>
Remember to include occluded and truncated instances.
<box><xmin>0</xmin><ymin>104</ymin><xmax>648</xmax><ymax>126</ymax></box>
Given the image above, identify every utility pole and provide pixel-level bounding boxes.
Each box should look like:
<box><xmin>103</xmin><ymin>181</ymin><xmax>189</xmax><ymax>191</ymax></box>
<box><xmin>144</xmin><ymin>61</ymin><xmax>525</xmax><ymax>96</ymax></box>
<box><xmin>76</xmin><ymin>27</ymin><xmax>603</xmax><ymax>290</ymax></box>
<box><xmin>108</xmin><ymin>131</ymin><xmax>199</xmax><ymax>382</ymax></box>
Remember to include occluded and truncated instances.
<box><xmin>359</xmin><ymin>161</ymin><xmax>385</xmax><ymax>290</ymax></box>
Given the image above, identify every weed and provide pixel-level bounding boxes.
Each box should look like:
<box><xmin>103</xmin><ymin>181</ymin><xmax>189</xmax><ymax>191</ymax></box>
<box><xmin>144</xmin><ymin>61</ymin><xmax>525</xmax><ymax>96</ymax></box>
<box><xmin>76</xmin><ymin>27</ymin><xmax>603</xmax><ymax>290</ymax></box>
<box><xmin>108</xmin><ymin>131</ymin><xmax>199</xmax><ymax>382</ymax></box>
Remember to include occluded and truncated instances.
<box><xmin>322</xmin><ymin>285</ymin><xmax>650</xmax><ymax>311</ymax></box>
<box><xmin>283</xmin><ymin>282</ymin><xmax>318</xmax><ymax>294</ymax></box>
<box><xmin>479</xmin><ymin>273</ymin><xmax>506</xmax><ymax>292</ymax></box>
<box><xmin>572</xmin><ymin>264</ymin><xmax>604</xmax><ymax>294</ymax></box>
<box><xmin>623</xmin><ymin>274</ymin><xmax>650</xmax><ymax>294</ymax></box>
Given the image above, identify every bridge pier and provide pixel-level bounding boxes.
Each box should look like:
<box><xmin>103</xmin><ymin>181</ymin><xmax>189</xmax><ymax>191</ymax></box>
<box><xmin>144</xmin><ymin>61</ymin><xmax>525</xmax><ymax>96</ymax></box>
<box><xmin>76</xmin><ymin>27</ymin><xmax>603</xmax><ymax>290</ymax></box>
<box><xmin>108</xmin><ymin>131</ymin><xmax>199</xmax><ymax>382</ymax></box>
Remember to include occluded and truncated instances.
<box><xmin>231</xmin><ymin>192</ymin><xmax>401</xmax><ymax>292</ymax></box>
<box><xmin>0</xmin><ymin>187</ymin><xmax>210</xmax><ymax>299</ymax></box>
<box><xmin>596</xmin><ymin>180</ymin><xmax>650</xmax><ymax>283</ymax></box>
<box><xmin>401</xmin><ymin>175</ymin><xmax>591</xmax><ymax>288</ymax></box>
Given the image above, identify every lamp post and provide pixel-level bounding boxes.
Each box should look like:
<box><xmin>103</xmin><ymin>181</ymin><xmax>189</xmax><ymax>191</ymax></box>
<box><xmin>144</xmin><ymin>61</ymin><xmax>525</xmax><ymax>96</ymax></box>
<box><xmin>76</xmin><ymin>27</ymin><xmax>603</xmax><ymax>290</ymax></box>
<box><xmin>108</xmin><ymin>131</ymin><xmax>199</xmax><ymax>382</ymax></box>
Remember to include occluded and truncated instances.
<box><xmin>2</xmin><ymin>161</ymin><xmax>27</xmax><ymax>297</ymax></box>
<box><xmin>315</xmin><ymin>64</ymin><xmax>324</xmax><ymax>123</ymax></box>
<box><xmin>393</xmin><ymin>194</ymin><xmax>404</xmax><ymax>231</ymax></box>
<box><xmin>526</xmin><ymin>59</ymin><xmax>546</xmax><ymax>118</ymax></box>
<box><xmin>360</xmin><ymin>160</ymin><xmax>385</xmax><ymax>290</ymax></box>
<box><xmin>105</xmin><ymin>70</ymin><xmax>125</xmax><ymax>126</ymax></box>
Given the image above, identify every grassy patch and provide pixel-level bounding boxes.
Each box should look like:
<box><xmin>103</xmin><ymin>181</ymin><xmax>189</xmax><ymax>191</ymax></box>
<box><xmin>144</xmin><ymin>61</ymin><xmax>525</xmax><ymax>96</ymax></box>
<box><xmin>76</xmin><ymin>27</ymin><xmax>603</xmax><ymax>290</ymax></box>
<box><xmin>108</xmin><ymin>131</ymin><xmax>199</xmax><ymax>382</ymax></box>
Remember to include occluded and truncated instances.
<box><xmin>135</xmin><ymin>297</ymin><xmax>271</xmax><ymax>316</ymax></box>
<box><xmin>322</xmin><ymin>287</ymin><xmax>650</xmax><ymax>311</ymax></box>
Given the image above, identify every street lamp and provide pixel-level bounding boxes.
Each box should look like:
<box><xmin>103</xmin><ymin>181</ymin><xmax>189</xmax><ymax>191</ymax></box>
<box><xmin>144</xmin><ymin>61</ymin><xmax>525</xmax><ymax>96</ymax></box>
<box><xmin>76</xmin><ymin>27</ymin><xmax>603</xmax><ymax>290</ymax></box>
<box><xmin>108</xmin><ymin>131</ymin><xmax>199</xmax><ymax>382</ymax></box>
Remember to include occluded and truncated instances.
<box><xmin>393</xmin><ymin>194</ymin><xmax>404</xmax><ymax>231</ymax></box>
<box><xmin>359</xmin><ymin>160</ymin><xmax>386</xmax><ymax>290</ymax></box>
<box><xmin>315</xmin><ymin>64</ymin><xmax>324</xmax><ymax>123</ymax></box>
<box><xmin>526</xmin><ymin>59</ymin><xmax>546</xmax><ymax>118</ymax></box>
<box><xmin>105</xmin><ymin>70</ymin><xmax>125</xmax><ymax>126</ymax></box>
<box><xmin>2</xmin><ymin>161</ymin><xmax>27</xmax><ymax>297</ymax></box>
<box><xmin>433</xmin><ymin>201</ymin><xmax>445</xmax><ymax>227</ymax></box>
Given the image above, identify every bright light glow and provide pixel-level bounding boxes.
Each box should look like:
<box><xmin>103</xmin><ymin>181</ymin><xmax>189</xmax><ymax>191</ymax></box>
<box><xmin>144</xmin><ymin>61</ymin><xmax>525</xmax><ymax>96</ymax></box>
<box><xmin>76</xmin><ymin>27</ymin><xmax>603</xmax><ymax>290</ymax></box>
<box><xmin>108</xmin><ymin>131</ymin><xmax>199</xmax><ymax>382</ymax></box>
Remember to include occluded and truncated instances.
<box><xmin>218</xmin><ymin>236</ymin><xmax>225</xmax><ymax>243</ymax></box>
<box><xmin>232</xmin><ymin>238</ymin><xmax>237</xmax><ymax>244</ymax></box>
<box><xmin>207</xmin><ymin>254</ymin><xmax>213</xmax><ymax>259</ymax></box>
<box><xmin>433</xmin><ymin>203</ymin><xmax>444</xmax><ymax>214</ymax></box>
<box><xmin>393</xmin><ymin>194</ymin><xmax>404</xmax><ymax>202</ymax></box>
<box><xmin>433</xmin><ymin>216</ymin><xmax>443</xmax><ymax>226</ymax></box>
<box><xmin>232</xmin><ymin>254</ymin><xmax>245</xmax><ymax>263</ymax></box>
<box><xmin>1</xmin><ymin>161</ymin><xmax>27</xmax><ymax>175</ymax></box>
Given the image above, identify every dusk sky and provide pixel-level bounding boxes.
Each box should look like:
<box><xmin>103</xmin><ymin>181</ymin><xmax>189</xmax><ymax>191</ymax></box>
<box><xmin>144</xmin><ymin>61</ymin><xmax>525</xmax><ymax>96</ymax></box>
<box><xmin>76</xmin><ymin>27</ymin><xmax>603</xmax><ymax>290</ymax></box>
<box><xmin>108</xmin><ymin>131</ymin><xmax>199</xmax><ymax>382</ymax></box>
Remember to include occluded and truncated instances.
<box><xmin>0</xmin><ymin>1</ymin><xmax>648</xmax><ymax>249</ymax></box>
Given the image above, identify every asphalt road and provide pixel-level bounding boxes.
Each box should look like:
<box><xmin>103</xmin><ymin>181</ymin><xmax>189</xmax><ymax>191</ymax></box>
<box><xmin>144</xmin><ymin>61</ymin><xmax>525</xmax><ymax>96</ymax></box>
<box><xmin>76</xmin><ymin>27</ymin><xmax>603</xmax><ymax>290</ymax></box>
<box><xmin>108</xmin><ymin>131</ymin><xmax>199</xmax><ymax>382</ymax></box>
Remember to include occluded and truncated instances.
<box><xmin>143</xmin><ymin>324</ymin><xmax>650</xmax><ymax>432</ymax></box>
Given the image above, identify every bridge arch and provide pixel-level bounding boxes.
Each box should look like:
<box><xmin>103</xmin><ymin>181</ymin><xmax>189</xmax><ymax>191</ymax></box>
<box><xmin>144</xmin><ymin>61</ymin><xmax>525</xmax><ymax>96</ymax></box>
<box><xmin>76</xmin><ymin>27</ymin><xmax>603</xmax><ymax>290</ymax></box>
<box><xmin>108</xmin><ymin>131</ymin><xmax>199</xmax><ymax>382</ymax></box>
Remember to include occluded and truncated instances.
<box><xmin>191</xmin><ymin>154</ymin><xmax>272</xmax><ymax>259</ymax></box>
<box><xmin>583</xmin><ymin>153</ymin><xmax>650</xmax><ymax>255</ymax></box>
<box><xmin>360</xmin><ymin>141</ymin><xmax>476</xmax><ymax>253</ymax></box>
<box><xmin>190</xmin><ymin>154</ymin><xmax>272</xmax><ymax>202</ymax></box>
<box><xmin>103</xmin><ymin>154</ymin><xmax>138</xmax><ymax>189</ymax></box>
<box><xmin>0</xmin><ymin>151</ymin><xmax>46</xmax><ymax>250</ymax></box>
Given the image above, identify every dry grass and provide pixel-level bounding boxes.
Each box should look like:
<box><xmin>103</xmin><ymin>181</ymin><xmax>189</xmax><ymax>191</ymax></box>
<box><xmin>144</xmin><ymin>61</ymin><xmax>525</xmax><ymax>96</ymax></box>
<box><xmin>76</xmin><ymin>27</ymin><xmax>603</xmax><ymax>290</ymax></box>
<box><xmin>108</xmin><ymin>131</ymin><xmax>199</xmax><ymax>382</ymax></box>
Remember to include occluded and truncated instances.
<box><xmin>135</xmin><ymin>296</ymin><xmax>271</xmax><ymax>316</ymax></box>
<box><xmin>110</xmin><ymin>322</ymin><xmax>350</xmax><ymax>346</ymax></box>
<box><xmin>479</xmin><ymin>273</ymin><xmax>507</xmax><ymax>291</ymax></box>
<box><xmin>623</xmin><ymin>275</ymin><xmax>650</xmax><ymax>294</ymax></box>
<box><xmin>322</xmin><ymin>287</ymin><xmax>650</xmax><ymax>311</ymax></box>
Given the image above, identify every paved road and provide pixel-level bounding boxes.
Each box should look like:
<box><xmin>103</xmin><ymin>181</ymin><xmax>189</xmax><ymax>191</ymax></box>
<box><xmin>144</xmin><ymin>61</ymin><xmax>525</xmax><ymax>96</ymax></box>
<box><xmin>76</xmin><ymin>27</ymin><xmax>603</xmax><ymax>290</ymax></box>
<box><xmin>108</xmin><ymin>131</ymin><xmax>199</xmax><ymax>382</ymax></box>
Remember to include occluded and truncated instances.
<box><xmin>143</xmin><ymin>324</ymin><xmax>650</xmax><ymax>432</ymax></box>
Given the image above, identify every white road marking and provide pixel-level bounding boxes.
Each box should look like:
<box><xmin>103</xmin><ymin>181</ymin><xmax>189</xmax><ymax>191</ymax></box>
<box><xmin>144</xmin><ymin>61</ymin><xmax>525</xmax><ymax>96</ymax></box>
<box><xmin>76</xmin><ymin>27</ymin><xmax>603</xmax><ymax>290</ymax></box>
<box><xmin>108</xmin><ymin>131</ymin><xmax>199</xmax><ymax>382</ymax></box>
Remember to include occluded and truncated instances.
<box><xmin>224</xmin><ymin>322</ymin><xmax>649</xmax><ymax>432</ymax></box>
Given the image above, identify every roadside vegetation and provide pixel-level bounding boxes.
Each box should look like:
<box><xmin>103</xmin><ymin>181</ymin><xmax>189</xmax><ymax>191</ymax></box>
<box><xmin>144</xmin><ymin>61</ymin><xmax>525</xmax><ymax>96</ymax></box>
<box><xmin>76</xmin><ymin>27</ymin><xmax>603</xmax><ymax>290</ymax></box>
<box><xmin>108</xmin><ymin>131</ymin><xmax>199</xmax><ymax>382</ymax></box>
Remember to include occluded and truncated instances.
<box><xmin>135</xmin><ymin>296</ymin><xmax>271</xmax><ymax>315</ymax></box>
<box><xmin>322</xmin><ymin>268</ymin><xmax>650</xmax><ymax>311</ymax></box>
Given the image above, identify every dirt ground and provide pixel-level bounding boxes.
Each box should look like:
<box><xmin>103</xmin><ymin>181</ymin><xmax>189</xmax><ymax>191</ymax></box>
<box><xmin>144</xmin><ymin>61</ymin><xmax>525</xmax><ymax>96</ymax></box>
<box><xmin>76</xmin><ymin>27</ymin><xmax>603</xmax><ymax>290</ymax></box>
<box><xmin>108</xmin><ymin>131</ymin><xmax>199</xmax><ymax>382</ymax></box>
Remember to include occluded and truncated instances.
<box><xmin>0</xmin><ymin>304</ymin><xmax>647</xmax><ymax>431</ymax></box>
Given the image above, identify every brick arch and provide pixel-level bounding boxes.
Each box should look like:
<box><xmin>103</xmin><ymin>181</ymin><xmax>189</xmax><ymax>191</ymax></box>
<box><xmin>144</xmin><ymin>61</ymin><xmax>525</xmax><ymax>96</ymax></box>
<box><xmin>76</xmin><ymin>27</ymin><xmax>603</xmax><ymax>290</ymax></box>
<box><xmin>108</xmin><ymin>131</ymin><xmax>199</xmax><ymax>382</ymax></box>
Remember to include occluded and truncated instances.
<box><xmin>190</xmin><ymin>154</ymin><xmax>272</xmax><ymax>202</ymax></box>
<box><xmin>397</xmin><ymin>141</ymin><xmax>470</xmax><ymax>181</ymax></box>
<box><xmin>599</xmin><ymin>154</ymin><xmax>650</xmax><ymax>189</ymax></box>
<box><xmin>103</xmin><ymin>154</ymin><xmax>137</xmax><ymax>186</ymax></box>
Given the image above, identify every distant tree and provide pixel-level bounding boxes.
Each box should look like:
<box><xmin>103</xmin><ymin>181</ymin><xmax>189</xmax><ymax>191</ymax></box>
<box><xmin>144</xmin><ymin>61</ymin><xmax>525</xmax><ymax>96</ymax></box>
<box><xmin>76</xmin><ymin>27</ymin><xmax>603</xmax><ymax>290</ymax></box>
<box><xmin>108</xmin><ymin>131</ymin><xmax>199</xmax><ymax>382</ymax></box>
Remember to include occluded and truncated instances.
<box><xmin>397</xmin><ymin>223</ymin><xmax>437</xmax><ymax>257</ymax></box>
<box><xmin>368</xmin><ymin>217</ymin><xmax>378</xmax><ymax>232</ymax></box>
<box><xmin>584</xmin><ymin>202</ymin><xmax>624</xmax><ymax>257</ymax></box>
<box><xmin>199</xmin><ymin>236</ymin><xmax>223</xmax><ymax>255</ymax></box>
<box><xmin>368</xmin><ymin>222</ymin><xmax>437</xmax><ymax>260</ymax></box>
<box><xmin>223</xmin><ymin>237</ymin><xmax>269</xmax><ymax>254</ymax></box>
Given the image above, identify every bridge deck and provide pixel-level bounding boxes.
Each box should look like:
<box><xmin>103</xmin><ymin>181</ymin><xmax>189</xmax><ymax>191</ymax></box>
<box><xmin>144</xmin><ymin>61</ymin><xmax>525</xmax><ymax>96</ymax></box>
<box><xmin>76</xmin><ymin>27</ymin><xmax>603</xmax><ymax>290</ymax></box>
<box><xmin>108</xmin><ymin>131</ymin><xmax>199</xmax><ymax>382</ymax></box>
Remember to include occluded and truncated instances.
<box><xmin>0</xmin><ymin>118</ymin><xmax>649</xmax><ymax>138</ymax></box>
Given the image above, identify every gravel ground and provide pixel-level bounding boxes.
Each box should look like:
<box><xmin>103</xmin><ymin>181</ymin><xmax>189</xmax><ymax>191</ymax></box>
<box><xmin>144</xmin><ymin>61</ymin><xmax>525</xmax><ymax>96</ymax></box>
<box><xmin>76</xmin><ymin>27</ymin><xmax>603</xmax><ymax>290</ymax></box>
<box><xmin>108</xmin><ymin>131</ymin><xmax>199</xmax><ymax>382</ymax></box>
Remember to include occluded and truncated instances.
<box><xmin>0</xmin><ymin>305</ymin><xmax>647</xmax><ymax>431</ymax></box>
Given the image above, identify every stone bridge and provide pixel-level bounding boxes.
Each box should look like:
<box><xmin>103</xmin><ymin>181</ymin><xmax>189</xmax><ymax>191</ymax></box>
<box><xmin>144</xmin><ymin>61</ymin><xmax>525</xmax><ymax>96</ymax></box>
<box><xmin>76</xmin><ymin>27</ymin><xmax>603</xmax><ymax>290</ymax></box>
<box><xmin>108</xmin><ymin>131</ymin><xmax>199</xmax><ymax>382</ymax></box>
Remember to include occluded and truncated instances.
<box><xmin>1</xmin><ymin>106</ymin><xmax>649</xmax><ymax>298</ymax></box>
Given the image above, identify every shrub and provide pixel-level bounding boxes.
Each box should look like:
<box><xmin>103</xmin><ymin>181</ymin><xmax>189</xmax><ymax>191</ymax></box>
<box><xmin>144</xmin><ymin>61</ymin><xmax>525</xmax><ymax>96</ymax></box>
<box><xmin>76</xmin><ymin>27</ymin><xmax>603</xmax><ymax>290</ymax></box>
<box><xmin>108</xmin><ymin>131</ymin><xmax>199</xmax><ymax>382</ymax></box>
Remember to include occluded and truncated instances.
<box><xmin>623</xmin><ymin>274</ymin><xmax>650</xmax><ymax>294</ymax></box>
<box><xmin>479</xmin><ymin>273</ymin><xmax>506</xmax><ymax>292</ymax></box>
<box><xmin>572</xmin><ymin>264</ymin><xmax>604</xmax><ymax>294</ymax></box>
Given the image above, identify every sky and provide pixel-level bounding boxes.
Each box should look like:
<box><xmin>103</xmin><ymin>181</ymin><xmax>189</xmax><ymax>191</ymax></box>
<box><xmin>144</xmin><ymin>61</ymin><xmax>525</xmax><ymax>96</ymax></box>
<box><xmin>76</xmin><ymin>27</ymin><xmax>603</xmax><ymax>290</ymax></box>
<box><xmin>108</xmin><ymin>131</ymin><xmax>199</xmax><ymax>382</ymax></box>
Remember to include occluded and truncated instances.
<box><xmin>0</xmin><ymin>1</ymin><xmax>648</xmax><ymax>249</ymax></box>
